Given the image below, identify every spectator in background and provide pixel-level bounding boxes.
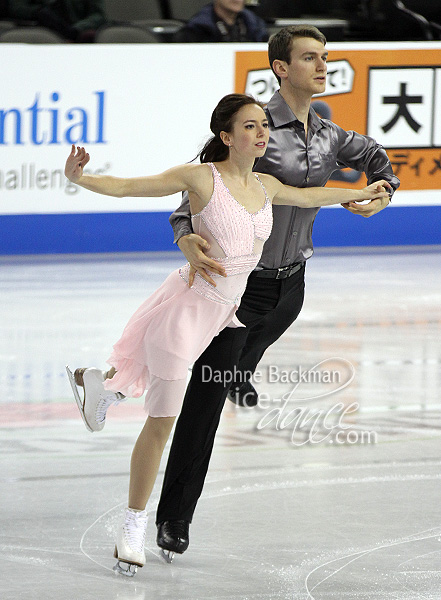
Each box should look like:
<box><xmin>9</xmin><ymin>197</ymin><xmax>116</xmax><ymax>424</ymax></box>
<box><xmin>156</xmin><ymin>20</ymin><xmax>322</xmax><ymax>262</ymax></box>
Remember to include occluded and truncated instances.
<box><xmin>8</xmin><ymin>0</ymin><xmax>107</xmax><ymax>42</ymax></box>
<box><xmin>174</xmin><ymin>0</ymin><xmax>268</xmax><ymax>42</ymax></box>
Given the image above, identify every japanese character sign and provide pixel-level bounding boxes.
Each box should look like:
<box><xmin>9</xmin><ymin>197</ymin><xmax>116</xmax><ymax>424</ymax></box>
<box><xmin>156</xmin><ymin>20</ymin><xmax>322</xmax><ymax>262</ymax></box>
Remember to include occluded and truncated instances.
<box><xmin>367</xmin><ymin>67</ymin><xmax>441</xmax><ymax>148</ymax></box>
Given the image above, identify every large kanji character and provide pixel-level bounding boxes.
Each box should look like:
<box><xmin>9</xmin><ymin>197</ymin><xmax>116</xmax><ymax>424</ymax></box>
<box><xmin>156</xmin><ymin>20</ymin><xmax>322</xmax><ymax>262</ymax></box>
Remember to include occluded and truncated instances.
<box><xmin>382</xmin><ymin>83</ymin><xmax>423</xmax><ymax>134</ymax></box>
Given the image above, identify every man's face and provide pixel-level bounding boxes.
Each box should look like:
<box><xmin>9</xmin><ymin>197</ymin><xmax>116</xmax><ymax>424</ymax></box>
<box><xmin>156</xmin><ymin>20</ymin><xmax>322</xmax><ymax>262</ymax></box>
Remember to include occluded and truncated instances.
<box><xmin>281</xmin><ymin>37</ymin><xmax>328</xmax><ymax>97</ymax></box>
<box><xmin>214</xmin><ymin>0</ymin><xmax>245</xmax><ymax>15</ymax></box>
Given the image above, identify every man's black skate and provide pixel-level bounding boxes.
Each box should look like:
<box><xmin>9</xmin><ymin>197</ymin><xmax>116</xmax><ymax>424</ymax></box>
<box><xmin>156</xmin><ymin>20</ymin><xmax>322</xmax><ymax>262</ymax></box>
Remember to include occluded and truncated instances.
<box><xmin>227</xmin><ymin>380</ymin><xmax>259</xmax><ymax>407</ymax></box>
<box><xmin>157</xmin><ymin>520</ymin><xmax>189</xmax><ymax>563</ymax></box>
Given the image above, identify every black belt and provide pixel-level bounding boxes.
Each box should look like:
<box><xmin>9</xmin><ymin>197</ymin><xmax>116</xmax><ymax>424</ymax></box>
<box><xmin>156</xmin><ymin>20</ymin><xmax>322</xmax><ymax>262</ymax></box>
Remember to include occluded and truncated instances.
<box><xmin>251</xmin><ymin>262</ymin><xmax>304</xmax><ymax>280</ymax></box>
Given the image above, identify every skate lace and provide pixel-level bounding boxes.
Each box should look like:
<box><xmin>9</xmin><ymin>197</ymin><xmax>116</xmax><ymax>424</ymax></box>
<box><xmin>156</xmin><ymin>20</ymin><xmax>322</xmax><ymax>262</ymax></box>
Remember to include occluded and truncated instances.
<box><xmin>96</xmin><ymin>392</ymin><xmax>125</xmax><ymax>424</ymax></box>
<box><xmin>123</xmin><ymin>510</ymin><xmax>148</xmax><ymax>554</ymax></box>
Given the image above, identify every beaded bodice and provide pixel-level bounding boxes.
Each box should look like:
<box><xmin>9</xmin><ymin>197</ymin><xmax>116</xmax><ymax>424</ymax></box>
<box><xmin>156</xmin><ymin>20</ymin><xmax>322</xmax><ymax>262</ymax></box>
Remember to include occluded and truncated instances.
<box><xmin>179</xmin><ymin>162</ymin><xmax>273</xmax><ymax>306</ymax></box>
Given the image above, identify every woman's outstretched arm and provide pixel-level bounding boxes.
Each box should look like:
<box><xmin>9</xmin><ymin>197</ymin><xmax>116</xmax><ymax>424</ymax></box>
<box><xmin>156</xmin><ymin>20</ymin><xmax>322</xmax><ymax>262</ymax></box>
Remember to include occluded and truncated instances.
<box><xmin>259</xmin><ymin>173</ymin><xmax>391</xmax><ymax>208</ymax></box>
<box><xmin>64</xmin><ymin>145</ymin><xmax>203</xmax><ymax>198</ymax></box>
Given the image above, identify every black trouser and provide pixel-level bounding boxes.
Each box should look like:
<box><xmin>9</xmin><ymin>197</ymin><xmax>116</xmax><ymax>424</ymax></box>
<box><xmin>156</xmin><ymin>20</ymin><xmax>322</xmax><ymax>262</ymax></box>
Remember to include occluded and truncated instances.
<box><xmin>156</xmin><ymin>264</ymin><xmax>305</xmax><ymax>524</ymax></box>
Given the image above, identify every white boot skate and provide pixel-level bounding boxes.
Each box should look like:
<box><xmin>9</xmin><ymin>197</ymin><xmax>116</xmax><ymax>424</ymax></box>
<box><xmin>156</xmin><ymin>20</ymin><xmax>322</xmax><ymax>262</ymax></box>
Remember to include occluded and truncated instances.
<box><xmin>113</xmin><ymin>508</ymin><xmax>148</xmax><ymax>577</ymax></box>
<box><xmin>66</xmin><ymin>366</ymin><xmax>125</xmax><ymax>432</ymax></box>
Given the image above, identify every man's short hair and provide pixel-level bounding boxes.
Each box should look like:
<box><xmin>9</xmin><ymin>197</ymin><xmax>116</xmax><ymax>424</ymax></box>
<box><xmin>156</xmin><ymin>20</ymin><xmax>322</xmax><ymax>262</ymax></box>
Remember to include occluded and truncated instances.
<box><xmin>268</xmin><ymin>25</ymin><xmax>327</xmax><ymax>84</ymax></box>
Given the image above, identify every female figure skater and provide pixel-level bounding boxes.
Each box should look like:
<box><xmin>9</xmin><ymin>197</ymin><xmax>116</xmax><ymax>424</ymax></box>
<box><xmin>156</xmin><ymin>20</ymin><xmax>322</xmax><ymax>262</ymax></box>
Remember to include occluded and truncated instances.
<box><xmin>65</xmin><ymin>94</ymin><xmax>390</xmax><ymax>576</ymax></box>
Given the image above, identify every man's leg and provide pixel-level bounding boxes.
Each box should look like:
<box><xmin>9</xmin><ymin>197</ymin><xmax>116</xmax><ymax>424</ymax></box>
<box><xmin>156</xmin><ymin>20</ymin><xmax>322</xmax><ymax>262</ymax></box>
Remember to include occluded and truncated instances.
<box><xmin>156</xmin><ymin>324</ymin><xmax>248</xmax><ymax>524</ymax></box>
<box><xmin>156</xmin><ymin>276</ymin><xmax>282</xmax><ymax>529</ymax></box>
<box><xmin>235</xmin><ymin>266</ymin><xmax>305</xmax><ymax>380</ymax></box>
<box><xmin>156</xmin><ymin>271</ymin><xmax>305</xmax><ymax>531</ymax></box>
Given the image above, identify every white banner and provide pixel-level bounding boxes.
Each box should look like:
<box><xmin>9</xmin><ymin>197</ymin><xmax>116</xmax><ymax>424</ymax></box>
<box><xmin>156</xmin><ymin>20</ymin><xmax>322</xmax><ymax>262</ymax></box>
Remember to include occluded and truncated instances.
<box><xmin>1</xmin><ymin>42</ymin><xmax>441</xmax><ymax>216</ymax></box>
<box><xmin>0</xmin><ymin>43</ymin><xmax>239</xmax><ymax>215</ymax></box>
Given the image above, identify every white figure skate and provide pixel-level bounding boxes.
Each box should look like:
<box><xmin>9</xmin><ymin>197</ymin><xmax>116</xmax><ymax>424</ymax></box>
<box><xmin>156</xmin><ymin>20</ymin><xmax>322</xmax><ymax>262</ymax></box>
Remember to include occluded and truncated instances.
<box><xmin>113</xmin><ymin>508</ymin><xmax>148</xmax><ymax>577</ymax></box>
<box><xmin>66</xmin><ymin>366</ymin><xmax>124</xmax><ymax>432</ymax></box>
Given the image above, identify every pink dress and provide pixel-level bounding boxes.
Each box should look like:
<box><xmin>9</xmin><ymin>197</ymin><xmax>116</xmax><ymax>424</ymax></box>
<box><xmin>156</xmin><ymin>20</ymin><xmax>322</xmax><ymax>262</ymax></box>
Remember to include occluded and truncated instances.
<box><xmin>104</xmin><ymin>163</ymin><xmax>273</xmax><ymax>416</ymax></box>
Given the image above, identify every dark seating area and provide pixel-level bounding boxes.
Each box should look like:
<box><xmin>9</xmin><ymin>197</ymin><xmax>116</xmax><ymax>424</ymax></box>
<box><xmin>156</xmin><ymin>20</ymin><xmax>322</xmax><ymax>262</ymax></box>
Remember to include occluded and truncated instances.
<box><xmin>347</xmin><ymin>0</ymin><xmax>441</xmax><ymax>41</ymax></box>
<box><xmin>0</xmin><ymin>0</ymin><xmax>439</xmax><ymax>43</ymax></box>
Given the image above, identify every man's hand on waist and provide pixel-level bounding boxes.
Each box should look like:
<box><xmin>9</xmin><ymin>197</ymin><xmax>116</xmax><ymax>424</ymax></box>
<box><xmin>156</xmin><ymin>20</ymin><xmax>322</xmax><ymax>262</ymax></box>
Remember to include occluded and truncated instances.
<box><xmin>177</xmin><ymin>233</ymin><xmax>227</xmax><ymax>287</ymax></box>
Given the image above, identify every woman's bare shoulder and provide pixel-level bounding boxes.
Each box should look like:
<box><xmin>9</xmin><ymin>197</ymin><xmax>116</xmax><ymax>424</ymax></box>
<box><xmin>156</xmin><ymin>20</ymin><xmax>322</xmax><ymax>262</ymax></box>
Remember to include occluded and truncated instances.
<box><xmin>186</xmin><ymin>162</ymin><xmax>213</xmax><ymax>179</ymax></box>
<box><xmin>255</xmin><ymin>172</ymin><xmax>283</xmax><ymax>198</ymax></box>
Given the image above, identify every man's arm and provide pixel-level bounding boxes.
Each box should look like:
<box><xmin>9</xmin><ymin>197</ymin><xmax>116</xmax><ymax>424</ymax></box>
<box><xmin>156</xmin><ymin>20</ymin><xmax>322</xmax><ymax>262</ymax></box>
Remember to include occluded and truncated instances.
<box><xmin>336</xmin><ymin>129</ymin><xmax>400</xmax><ymax>189</ymax></box>
<box><xmin>169</xmin><ymin>192</ymin><xmax>193</xmax><ymax>243</ymax></box>
<box><xmin>335</xmin><ymin>128</ymin><xmax>400</xmax><ymax>217</ymax></box>
<box><xmin>170</xmin><ymin>192</ymin><xmax>226</xmax><ymax>286</ymax></box>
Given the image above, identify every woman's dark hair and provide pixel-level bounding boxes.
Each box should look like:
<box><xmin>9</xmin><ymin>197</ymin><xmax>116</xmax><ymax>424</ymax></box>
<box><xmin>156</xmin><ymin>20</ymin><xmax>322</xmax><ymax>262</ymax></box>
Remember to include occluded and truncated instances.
<box><xmin>198</xmin><ymin>94</ymin><xmax>264</xmax><ymax>163</ymax></box>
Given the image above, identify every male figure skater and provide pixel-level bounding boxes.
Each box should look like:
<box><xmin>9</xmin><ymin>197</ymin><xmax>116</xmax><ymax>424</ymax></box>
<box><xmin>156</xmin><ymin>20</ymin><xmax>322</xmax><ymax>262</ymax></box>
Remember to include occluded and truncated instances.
<box><xmin>156</xmin><ymin>25</ymin><xmax>400</xmax><ymax>558</ymax></box>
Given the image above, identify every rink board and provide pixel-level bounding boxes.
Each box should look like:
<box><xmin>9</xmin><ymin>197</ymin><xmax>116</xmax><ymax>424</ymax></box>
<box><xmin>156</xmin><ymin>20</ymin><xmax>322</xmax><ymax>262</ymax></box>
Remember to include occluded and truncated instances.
<box><xmin>2</xmin><ymin>205</ymin><xmax>439</xmax><ymax>254</ymax></box>
<box><xmin>0</xmin><ymin>42</ymin><xmax>440</xmax><ymax>254</ymax></box>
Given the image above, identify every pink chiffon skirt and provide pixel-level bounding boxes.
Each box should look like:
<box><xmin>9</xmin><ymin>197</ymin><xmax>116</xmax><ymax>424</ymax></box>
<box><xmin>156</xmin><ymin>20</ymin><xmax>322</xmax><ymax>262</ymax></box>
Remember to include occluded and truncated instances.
<box><xmin>103</xmin><ymin>269</ymin><xmax>239</xmax><ymax>400</ymax></box>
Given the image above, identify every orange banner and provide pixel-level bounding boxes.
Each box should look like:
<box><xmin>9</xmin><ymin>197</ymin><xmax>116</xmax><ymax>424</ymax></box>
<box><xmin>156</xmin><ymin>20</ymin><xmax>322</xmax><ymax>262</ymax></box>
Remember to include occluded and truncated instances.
<box><xmin>235</xmin><ymin>49</ymin><xmax>441</xmax><ymax>190</ymax></box>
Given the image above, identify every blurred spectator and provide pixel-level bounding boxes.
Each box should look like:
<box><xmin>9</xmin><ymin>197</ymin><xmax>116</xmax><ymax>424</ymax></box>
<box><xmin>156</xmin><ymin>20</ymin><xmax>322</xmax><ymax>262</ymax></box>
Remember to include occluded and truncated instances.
<box><xmin>8</xmin><ymin>0</ymin><xmax>107</xmax><ymax>42</ymax></box>
<box><xmin>174</xmin><ymin>0</ymin><xmax>268</xmax><ymax>42</ymax></box>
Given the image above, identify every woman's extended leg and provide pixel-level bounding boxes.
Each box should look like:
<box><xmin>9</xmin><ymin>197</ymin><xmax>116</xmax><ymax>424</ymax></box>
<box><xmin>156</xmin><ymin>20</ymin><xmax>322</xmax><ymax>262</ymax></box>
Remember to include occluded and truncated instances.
<box><xmin>128</xmin><ymin>415</ymin><xmax>176</xmax><ymax>511</ymax></box>
<box><xmin>114</xmin><ymin>375</ymin><xmax>187</xmax><ymax>576</ymax></box>
<box><xmin>66</xmin><ymin>366</ymin><xmax>125</xmax><ymax>432</ymax></box>
<box><xmin>113</xmin><ymin>419</ymin><xmax>176</xmax><ymax>577</ymax></box>
<box><xmin>128</xmin><ymin>375</ymin><xmax>189</xmax><ymax>509</ymax></box>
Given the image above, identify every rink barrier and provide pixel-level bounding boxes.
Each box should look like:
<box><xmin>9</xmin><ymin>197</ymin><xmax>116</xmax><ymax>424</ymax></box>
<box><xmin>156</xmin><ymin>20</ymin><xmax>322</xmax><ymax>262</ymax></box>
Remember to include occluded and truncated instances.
<box><xmin>1</xmin><ymin>42</ymin><xmax>441</xmax><ymax>254</ymax></box>
<box><xmin>1</xmin><ymin>205</ymin><xmax>440</xmax><ymax>255</ymax></box>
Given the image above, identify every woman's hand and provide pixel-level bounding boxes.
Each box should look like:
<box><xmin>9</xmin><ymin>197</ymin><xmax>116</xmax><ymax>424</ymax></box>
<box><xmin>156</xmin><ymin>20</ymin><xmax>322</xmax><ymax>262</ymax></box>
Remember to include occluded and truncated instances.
<box><xmin>65</xmin><ymin>145</ymin><xmax>90</xmax><ymax>183</ymax></box>
<box><xmin>177</xmin><ymin>234</ymin><xmax>226</xmax><ymax>287</ymax></box>
<box><xmin>361</xmin><ymin>180</ymin><xmax>392</xmax><ymax>201</ymax></box>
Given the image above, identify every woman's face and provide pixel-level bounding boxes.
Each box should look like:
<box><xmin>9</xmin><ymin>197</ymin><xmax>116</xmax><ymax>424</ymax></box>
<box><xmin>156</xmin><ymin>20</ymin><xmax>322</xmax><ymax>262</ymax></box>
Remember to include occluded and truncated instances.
<box><xmin>225</xmin><ymin>104</ymin><xmax>269</xmax><ymax>158</ymax></box>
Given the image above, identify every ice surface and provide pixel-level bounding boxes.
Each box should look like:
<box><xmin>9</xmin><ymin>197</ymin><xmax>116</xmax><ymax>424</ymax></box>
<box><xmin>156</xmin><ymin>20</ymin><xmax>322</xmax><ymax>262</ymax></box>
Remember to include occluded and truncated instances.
<box><xmin>1</xmin><ymin>248</ymin><xmax>441</xmax><ymax>599</ymax></box>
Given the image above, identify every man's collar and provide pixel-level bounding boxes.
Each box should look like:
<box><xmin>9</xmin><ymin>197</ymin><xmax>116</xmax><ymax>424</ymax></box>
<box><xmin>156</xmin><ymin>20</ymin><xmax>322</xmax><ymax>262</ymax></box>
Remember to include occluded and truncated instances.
<box><xmin>267</xmin><ymin>91</ymin><xmax>324</xmax><ymax>133</ymax></box>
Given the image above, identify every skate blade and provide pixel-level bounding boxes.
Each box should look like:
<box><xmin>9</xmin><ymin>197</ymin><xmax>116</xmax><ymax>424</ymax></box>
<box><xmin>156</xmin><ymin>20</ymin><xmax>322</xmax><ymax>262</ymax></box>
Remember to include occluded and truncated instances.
<box><xmin>113</xmin><ymin>560</ymin><xmax>138</xmax><ymax>577</ymax></box>
<box><xmin>66</xmin><ymin>365</ymin><xmax>93</xmax><ymax>433</ymax></box>
<box><xmin>159</xmin><ymin>548</ymin><xmax>175</xmax><ymax>564</ymax></box>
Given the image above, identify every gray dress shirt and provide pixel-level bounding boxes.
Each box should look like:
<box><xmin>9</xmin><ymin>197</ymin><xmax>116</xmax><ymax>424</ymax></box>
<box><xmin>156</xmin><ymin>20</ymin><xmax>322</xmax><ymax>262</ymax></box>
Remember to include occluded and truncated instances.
<box><xmin>169</xmin><ymin>91</ymin><xmax>400</xmax><ymax>270</ymax></box>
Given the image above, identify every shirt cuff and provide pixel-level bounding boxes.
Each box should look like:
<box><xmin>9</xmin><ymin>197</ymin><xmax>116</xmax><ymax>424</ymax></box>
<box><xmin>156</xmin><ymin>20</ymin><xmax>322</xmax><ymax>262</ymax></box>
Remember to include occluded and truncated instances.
<box><xmin>173</xmin><ymin>225</ymin><xmax>193</xmax><ymax>244</ymax></box>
